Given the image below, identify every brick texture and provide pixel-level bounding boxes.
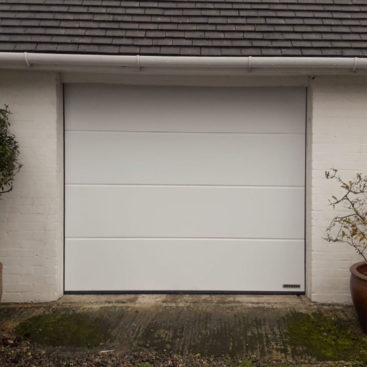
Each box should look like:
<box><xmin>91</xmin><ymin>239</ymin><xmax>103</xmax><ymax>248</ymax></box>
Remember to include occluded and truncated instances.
<box><xmin>0</xmin><ymin>71</ymin><xmax>63</xmax><ymax>302</ymax></box>
<box><xmin>0</xmin><ymin>69</ymin><xmax>367</xmax><ymax>303</ymax></box>
<box><xmin>307</xmin><ymin>76</ymin><xmax>367</xmax><ymax>304</ymax></box>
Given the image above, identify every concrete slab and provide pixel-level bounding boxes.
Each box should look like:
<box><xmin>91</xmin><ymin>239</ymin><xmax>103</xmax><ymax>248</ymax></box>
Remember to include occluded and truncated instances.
<box><xmin>57</xmin><ymin>294</ymin><xmax>309</xmax><ymax>307</ymax></box>
<box><xmin>0</xmin><ymin>295</ymin><xmax>365</xmax><ymax>366</ymax></box>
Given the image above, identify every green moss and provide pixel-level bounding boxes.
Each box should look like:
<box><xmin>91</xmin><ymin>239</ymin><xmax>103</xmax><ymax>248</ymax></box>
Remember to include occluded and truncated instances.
<box><xmin>235</xmin><ymin>361</ymin><xmax>254</xmax><ymax>367</ymax></box>
<box><xmin>286</xmin><ymin>312</ymin><xmax>367</xmax><ymax>362</ymax></box>
<box><xmin>15</xmin><ymin>312</ymin><xmax>110</xmax><ymax>347</ymax></box>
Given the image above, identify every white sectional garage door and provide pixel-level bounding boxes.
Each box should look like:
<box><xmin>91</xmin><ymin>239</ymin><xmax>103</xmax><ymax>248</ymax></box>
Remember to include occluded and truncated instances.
<box><xmin>64</xmin><ymin>84</ymin><xmax>305</xmax><ymax>292</ymax></box>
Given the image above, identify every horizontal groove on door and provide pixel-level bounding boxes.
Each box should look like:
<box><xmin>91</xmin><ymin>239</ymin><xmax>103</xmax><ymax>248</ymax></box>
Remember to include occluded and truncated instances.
<box><xmin>65</xmin><ymin>237</ymin><xmax>305</xmax><ymax>241</ymax></box>
<box><xmin>65</xmin><ymin>184</ymin><xmax>305</xmax><ymax>188</ymax></box>
<box><xmin>65</xmin><ymin>130</ymin><xmax>306</xmax><ymax>135</ymax></box>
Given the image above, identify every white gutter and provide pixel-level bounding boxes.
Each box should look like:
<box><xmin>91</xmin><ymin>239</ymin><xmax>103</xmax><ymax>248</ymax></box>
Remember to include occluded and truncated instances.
<box><xmin>0</xmin><ymin>52</ymin><xmax>365</xmax><ymax>73</ymax></box>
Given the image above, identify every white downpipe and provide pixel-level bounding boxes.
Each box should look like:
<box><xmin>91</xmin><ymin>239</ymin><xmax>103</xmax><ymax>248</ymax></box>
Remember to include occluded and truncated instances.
<box><xmin>0</xmin><ymin>52</ymin><xmax>366</xmax><ymax>72</ymax></box>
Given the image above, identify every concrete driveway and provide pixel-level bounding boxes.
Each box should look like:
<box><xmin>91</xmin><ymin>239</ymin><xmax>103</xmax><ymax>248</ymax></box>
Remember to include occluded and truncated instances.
<box><xmin>0</xmin><ymin>295</ymin><xmax>365</xmax><ymax>366</ymax></box>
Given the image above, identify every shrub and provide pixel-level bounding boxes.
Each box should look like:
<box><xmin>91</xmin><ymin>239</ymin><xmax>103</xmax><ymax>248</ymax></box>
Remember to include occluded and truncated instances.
<box><xmin>0</xmin><ymin>106</ymin><xmax>21</xmax><ymax>196</ymax></box>
<box><xmin>325</xmin><ymin>169</ymin><xmax>367</xmax><ymax>263</ymax></box>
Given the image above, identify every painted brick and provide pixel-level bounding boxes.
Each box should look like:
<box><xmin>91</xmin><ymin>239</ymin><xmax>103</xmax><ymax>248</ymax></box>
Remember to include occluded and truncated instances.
<box><xmin>0</xmin><ymin>70</ymin><xmax>366</xmax><ymax>305</ymax></box>
<box><xmin>0</xmin><ymin>70</ymin><xmax>63</xmax><ymax>302</ymax></box>
<box><xmin>307</xmin><ymin>76</ymin><xmax>367</xmax><ymax>304</ymax></box>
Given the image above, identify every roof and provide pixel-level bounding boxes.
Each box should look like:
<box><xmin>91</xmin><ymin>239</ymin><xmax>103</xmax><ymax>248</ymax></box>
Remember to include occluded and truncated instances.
<box><xmin>0</xmin><ymin>0</ymin><xmax>367</xmax><ymax>57</ymax></box>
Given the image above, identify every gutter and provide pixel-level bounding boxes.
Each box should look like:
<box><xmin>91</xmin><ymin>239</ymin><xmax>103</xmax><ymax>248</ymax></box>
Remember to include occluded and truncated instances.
<box><xmin>0</xmin><ymin>52</ymin><xmax>365</xmax><ymax>74</ymax></box>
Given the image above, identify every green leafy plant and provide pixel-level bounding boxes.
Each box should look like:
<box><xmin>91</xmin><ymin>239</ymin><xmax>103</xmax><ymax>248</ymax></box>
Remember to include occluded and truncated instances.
<box><xmin>0</xmin><ymin>105</ymin><xmax>21</xmax><ymax>195</ymax></box>
<box><xmin>325</xmin><ymin>169</ymin><xmax>367</xmax><ymax>262</ymax></box>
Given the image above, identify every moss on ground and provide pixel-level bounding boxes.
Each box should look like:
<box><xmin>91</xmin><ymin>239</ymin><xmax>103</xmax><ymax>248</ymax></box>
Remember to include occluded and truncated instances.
<box><xmin>15</xmin><ymin>312</ymin><xmax>110</xmax><ymax>348</ymax></box>
<box><xmin>10</xmin><ymin>307</ymin><xmax>367</xmax><ymax>365</ymax></box>
<box><xmin>235</xmin><ymin>361</ymin><xmax>255</xmax><ymax>367</ymax></box>
<box><xmin>286</xmin><ymin>311</ymin><xmax>367</xmax><ymax>362</ymax></box>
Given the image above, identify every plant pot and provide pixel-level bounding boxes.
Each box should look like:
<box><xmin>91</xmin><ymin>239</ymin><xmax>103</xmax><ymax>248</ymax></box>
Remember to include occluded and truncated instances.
<box><xmin>350</xmin><ymin>261</ymin><xmax>367</xmax><ymax>333</ymax></box>
<box><xmin>0</xmin><ymin>262</ymin><xmax>2</xmax><ymax>302</ymax></box>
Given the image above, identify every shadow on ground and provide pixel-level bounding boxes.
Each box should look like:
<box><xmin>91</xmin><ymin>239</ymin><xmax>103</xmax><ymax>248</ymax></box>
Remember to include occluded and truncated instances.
<box><xmin>0</xmin><ymin>295</ymin><xmax>366</xmax><ymax>366</ymax></box>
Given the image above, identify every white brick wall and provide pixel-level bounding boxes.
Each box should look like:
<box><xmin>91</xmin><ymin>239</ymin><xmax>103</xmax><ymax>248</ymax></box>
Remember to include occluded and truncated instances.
<box><xmin>307</xmin><ymin>76</ymin><xmax>367</xmax><ymax>304</ymax></box>
<box><xmin>0</xmin><ymin>70</ymin><xmax>63</xmax><ymax>302</ymax></box>
<box><xmin>0</xmin><ymin>70</ymin><xmax>365</xmax><ymax>303</ymax></box>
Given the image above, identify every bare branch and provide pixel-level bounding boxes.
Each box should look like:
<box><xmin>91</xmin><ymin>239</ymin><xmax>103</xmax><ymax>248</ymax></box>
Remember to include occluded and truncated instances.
<box><xmin>325</xmin><ymin>169</ymin><xmax>367</xmax><ymax>263</ymax></box>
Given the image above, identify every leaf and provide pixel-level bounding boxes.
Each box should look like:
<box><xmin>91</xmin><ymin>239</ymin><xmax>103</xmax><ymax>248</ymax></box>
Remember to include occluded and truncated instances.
<box><xmin>0</xmin><ymin>105</ymin><xmax>21</xmax><ymax>196</ymax></box>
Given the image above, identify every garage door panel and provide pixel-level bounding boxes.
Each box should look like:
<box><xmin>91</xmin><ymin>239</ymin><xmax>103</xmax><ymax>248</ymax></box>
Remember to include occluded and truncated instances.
<box><xmin>65</xmin><ymin>239</ymin><xmax>305</xmax><ymax>292</ymax></box>
<box><xmin>65</xmin><ymin>85</ymin><xmax>305</xmax><ymax>134</ymax></box>
<box><xmin>65</xmin><ymin>131</ymin><xmax>305</xmax><ymax>186</ymax></box>
<box><xmin>65</xmin><ymin>186</ymin><xmax>304</xmax><ymax>239</ymax></box>
<box><xmin>65</xmin><ymin>85</ymin><xmax>306</xmax><ymax>292</ymax></box>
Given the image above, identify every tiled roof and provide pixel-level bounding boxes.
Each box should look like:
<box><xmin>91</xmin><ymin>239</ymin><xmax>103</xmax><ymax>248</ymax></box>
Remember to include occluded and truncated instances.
<box><xmin>0</xmin><ymin>0</ymin><xmax>367</xmax><ymax>57</ymax></box>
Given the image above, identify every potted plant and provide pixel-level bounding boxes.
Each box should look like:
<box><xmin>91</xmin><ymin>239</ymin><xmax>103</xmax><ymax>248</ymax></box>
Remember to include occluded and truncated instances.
<box><xmin>0</xmin><ymin>105</ymin><xmax>21</xmax><ymax>301</ymax></box>
<box><xmin>325</xmin><ymin>168</ymin><xmax>367</xmax><ymax>332</ymax></box>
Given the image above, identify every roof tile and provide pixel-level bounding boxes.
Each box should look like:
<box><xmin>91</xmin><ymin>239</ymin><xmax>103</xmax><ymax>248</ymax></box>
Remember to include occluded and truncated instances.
<box><xmin>0</xmin><ymin>0</ymin><xmax>365</xmax><ymax>57</ymax></box>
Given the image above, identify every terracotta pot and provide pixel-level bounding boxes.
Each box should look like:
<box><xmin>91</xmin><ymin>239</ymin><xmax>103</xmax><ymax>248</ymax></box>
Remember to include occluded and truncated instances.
<box><xmin>350</xmin><ymin>262</ymin><xmax>367</xmax><ymax>333</ymax></box>
<box><xmin>0</xmin><ymin>262</ymin><xmax>2</xmax><ymax>302</ymax></box>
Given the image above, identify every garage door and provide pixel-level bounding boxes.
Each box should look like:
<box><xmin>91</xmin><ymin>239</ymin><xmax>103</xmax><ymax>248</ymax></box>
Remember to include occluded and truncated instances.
<box><xmin>64</xmin><ymin>85</ymin><xmax>305</xmax><ymax>293</ymax></box>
